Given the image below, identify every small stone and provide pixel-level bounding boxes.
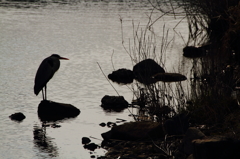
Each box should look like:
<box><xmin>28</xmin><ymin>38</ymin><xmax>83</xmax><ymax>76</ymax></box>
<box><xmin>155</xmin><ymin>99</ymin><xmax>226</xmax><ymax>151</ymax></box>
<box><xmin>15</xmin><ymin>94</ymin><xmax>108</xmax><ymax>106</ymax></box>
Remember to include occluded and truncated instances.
<box><xmin>99</xmin><ymin>122</ymin><xmax>106</xmax><ymax>127</ymax></box>
<box><xmin>84</xmin><ymin>143</ymin><xmax>99</xmax><ymax>151</ymax></box>
<box><xmin>101</xmin><ymin>95</ymin><xmax>128</xmax><ymax>112</ymax></box>
<box><xmin>9</xmin><ymin>112</ymin><xmax>26</xmax><ymax>122</ymax></box>
<box><xmin>107</xmin><ymin>122</ymin><xmax>116</xmax><ymax>128</ymax></box>
<box><xmin>108</xmin><ymin>68</ymin><xmax>134</xmax><ymax>84</ymax></box>
<box><xmin>82</xmin><ymin>137</ymin><xmax>91</xmax><ymax>145</ymax></box>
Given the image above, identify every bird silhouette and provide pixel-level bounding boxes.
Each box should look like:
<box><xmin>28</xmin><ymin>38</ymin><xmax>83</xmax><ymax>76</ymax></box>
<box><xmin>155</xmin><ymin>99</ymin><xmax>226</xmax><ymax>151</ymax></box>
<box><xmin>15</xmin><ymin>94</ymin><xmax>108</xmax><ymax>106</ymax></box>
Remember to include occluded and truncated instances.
<box><xmin>34</xmin><ymin>54</ymin><xmax>69</xmax><ymax>100</ymax></box>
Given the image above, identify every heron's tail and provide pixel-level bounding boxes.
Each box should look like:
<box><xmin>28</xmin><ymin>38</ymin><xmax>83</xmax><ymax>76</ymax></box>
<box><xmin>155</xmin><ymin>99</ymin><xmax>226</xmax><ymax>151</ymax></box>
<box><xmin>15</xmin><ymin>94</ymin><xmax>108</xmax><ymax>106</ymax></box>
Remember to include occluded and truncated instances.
<box><xmin>34</xmin><ymin>85</ymin><xmax>40</xmax><ymax>96</ymax></box>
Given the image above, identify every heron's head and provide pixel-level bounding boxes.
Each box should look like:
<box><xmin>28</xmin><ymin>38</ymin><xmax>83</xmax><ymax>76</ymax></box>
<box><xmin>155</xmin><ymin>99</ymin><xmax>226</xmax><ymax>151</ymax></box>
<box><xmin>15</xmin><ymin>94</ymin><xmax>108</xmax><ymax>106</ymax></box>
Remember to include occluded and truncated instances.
<box><xmin>51</xmin><ymin>54</ymin><xmax>69</xmax><ymax>60</ymax></box>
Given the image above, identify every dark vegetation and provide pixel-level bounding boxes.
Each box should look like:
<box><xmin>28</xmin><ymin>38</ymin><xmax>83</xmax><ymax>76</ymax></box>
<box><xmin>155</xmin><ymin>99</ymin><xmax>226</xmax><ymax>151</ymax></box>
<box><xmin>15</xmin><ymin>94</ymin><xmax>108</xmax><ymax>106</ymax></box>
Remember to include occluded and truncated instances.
<box><xmin>104</xmin><ymin>0</ymin><xmax>240</xmax><ymax>158</ymax></box>
<box><xmin>128</xmin><ymin>0</ymin><xmax>240</xmax><ymax>139</ymax></box>
<box><xmin>181</xmin><ymin>0</ymin><xmax>240</xmax><ymax>138</ymax></box>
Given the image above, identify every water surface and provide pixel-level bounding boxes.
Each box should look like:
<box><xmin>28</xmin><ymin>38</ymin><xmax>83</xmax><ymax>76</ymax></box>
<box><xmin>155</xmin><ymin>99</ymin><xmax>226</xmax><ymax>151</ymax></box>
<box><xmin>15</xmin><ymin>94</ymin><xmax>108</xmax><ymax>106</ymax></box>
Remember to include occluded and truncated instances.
<box><xmin>0</xmin><ymin>1</ymin><xmax>189</xmax><ymax>158</ymax></box>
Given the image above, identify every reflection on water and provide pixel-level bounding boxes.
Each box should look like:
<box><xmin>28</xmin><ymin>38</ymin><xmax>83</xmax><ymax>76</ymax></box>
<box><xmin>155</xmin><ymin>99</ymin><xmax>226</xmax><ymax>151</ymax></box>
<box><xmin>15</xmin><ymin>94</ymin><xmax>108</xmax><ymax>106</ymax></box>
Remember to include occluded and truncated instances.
<box><xmin>33</xmin><ymin>124</ymin><xmax>59</xmax><ymax>158</ymax></box>
<box><xmin>0</xmin><ymin>1</ymin><xmax>189</xmax><ymax>158</ymax></box>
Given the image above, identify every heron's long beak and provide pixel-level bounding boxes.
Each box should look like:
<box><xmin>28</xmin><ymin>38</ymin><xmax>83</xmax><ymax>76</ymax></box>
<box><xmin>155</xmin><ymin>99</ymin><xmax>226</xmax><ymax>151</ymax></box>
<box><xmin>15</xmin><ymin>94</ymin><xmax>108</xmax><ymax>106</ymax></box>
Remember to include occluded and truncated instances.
<box><xmin>59</xmin><ymin>57</ymin><xmax>69</xmax><ymax>60</ymax></box>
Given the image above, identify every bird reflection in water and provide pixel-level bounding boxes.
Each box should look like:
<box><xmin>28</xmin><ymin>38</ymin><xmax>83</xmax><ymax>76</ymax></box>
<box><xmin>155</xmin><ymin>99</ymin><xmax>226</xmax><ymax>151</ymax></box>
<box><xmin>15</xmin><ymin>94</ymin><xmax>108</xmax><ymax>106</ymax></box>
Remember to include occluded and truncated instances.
<box><xmin>33</xmin><ymin>124</ymin><xmax>59</xmax><ymax>158</ymax></box>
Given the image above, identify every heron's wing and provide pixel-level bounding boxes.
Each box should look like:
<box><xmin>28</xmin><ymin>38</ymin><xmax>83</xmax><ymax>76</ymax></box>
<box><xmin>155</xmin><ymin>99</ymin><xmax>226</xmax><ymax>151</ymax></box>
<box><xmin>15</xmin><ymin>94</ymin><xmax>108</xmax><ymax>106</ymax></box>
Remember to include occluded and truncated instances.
<box><xmin>34</xmin><ymin>58</ymin><xmax>57</xmax><ymax>95</ymax></box>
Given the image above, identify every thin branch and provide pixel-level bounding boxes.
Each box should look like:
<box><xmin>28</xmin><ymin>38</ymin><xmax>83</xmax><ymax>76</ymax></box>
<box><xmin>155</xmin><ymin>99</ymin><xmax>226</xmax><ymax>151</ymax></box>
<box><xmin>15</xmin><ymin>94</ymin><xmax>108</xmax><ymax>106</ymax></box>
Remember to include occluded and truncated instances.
<box><xmin>97</xmin><ymin>62</ymin><xmax>120</xmax><ymax>96</ymax></box>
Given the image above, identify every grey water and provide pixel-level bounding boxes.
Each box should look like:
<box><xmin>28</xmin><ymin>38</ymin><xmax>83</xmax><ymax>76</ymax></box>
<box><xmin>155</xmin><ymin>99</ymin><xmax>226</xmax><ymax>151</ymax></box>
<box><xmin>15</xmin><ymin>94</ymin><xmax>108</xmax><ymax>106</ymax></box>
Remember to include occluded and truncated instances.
<box><xmin>0</xmin><ymin>1</ymin><xmax>190</xmax><ymax>158</ymax></box>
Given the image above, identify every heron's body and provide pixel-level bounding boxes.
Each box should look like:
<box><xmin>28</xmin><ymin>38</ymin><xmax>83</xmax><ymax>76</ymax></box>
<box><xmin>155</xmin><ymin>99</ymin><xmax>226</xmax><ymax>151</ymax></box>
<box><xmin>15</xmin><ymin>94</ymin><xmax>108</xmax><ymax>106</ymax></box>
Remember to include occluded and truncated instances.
<box><xmin>34</xmin><ymin>54</ymin><xmax>68</xmax><ymax>100</ymax></box>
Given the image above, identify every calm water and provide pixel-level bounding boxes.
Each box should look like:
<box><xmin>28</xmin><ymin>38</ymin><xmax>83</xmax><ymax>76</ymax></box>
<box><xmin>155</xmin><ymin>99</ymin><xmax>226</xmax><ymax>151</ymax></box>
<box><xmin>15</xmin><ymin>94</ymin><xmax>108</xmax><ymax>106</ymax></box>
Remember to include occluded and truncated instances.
<box><xmin>0</xmin><ymin>1</ymin><xmax>189</xmax><ymax>158</ymax></box>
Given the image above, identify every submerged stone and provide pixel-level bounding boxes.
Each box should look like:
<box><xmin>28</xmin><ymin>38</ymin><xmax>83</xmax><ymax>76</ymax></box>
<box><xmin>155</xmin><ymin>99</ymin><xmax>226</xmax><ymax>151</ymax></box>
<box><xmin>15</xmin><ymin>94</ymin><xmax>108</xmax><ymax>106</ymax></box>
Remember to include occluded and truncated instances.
<box><xmin>133</xmin><ymin>59</ymin><xmax>165</xmax><ymax>85</ymax></box>
<box><xmin>37</xmin><ymin>100</ymin><xmax>80</xmax><ymax>122</ymax></box>
<box><xmin>152</xmin><ymin>73</ymin><xmax>187</xmax><ymax>82</ymax></box>
<box><xmin>9</xmin><ymin>112</ymin><xmax>26</xmax><ymax>122</ymax></box>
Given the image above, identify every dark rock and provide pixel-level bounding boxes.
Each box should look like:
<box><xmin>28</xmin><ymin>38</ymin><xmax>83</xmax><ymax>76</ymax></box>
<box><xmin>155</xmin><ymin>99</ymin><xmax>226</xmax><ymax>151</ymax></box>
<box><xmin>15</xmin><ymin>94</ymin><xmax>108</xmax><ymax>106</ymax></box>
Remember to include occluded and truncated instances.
<box><xmin>82</xmin><ymin>137</ymin><xmax>91</xmax><ymax>145</ymax></box>
<box><xmin>101</xmin><ymin>95</ymin><xmax>129</xmax><ymax>112</ymax></box>
<box><xmin>183</xmin><ymin>45</ymin><xmax>210</xmax><ymax>58</ymax></box>
<box><xmin>152</xmin><ymin>73</ymin><xmax>187</xmax><ymax>82</ymax></box>
<box><xmin>101</xmin><ymin>130</ymin><xmax>113</xmax><ymax>141</ymax></box>
<box><xmin>101</xmin><ymin>121</ymin><xmax>165</xmax><ymax>141</ymax></box>
<box><xmin>107</xmin><ymin>122</ymin><xmax>116</xmax><ymax>128</ymax></box>
<box><xmin>133</xmin><ymin>59</ymin><xmax>165</xmax><ymax>85</ymax></box>
<box><xmin>99</xmin><ymin>122</ymin><xmax>106</xmax><ymax>127</ymax></box>
<box><xmin>182</xmin><ymin>127</ymin><xmax>206</xmax><ymax>155</ymax></box>
<box><xmin>108</xmin><ymin>68</ymin><xmax>134</xmax><ymax>84</ymax></box>
<box><xmin>163</xmin><ymin>113</ymin><xmax>189</xmax><ymax>136</ymax></box>
<box><xmin>38</xmin><ymin>100</ymin><xmax>80</xmax><ymax>122</ymax></box>
<box><xmin>193</xmin><ymin>136</ymin><xmax>240</xmax><ymax>159</ymax></box>
<box><xmin>84</xmin><ymin>143</ymin><xmax>99</xmax><ymax>151</ymax></box>
<box><xmin>9</xmin><ymin>112</ymin><xmax>26</xmax><ymax>122</ymax></box>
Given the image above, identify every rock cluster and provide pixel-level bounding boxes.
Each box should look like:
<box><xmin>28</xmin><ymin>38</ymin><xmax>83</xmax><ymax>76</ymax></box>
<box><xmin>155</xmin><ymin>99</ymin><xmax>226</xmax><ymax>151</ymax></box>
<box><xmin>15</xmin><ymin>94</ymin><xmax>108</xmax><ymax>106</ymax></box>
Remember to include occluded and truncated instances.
<box><xmin>108</xmin><ymin>58</ymin><xmax>187</xmax><ymax>85</ymax></box>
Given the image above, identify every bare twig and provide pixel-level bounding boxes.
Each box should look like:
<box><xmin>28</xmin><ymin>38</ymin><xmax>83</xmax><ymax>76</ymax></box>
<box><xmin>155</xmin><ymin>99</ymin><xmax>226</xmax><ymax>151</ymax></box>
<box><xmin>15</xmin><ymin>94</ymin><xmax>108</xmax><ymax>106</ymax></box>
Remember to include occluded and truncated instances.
<box><xmin>97</xmin><ymin>62</ymin><xmax>120</xmax><ymax>96</ymax></box>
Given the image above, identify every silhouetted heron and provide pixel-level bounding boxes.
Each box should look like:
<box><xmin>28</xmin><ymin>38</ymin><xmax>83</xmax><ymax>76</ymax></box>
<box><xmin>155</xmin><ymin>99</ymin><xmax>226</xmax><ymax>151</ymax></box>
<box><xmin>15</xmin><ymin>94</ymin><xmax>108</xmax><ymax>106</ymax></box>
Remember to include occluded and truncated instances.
<box><xmin>34</xmin><ymin>54</ymin><xmax>69</xmax><ymax>100</ymax></box>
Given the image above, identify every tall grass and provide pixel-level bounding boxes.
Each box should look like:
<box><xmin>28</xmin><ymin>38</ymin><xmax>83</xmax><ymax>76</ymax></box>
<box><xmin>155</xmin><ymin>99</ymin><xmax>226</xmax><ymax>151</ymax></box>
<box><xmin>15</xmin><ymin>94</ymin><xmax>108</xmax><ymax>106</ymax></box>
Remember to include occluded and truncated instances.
<box><xmin>120</xmin><ymin>11</ymin><xmax>187</xmax><ymax>122</ymax></box>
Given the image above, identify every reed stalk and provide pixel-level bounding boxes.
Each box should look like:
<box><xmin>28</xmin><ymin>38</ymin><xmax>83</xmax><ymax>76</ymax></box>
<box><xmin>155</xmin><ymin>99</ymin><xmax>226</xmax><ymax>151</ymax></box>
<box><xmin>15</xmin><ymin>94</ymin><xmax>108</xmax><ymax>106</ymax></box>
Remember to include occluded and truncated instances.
<box><xmin>120</xmin><ymin>9</ymin><xmax>187</xmax><ymax>122</ymax></box>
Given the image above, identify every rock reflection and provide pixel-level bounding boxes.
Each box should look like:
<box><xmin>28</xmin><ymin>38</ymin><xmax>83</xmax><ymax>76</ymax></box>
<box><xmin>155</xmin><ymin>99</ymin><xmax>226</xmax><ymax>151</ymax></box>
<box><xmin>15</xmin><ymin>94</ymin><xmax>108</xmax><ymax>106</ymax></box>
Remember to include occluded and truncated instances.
<box><xmin>33</xmin><ymin>124</ymin><xmax>59</xmax><ymax>158</ymax></box>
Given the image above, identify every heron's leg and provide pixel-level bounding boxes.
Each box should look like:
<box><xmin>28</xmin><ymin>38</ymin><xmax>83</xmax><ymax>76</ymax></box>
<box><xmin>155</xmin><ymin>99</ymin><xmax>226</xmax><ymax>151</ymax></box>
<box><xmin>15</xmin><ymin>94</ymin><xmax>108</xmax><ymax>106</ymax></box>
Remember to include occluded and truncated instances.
<box><xmin>41</xmin><ymin>89</ymin><xmax>45</xmax><ymax>100</ymax></box>
<box><xmin>45</xmin><ymin>85</ymin><xmax>47</xmax><ymax>100</ymax></box>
